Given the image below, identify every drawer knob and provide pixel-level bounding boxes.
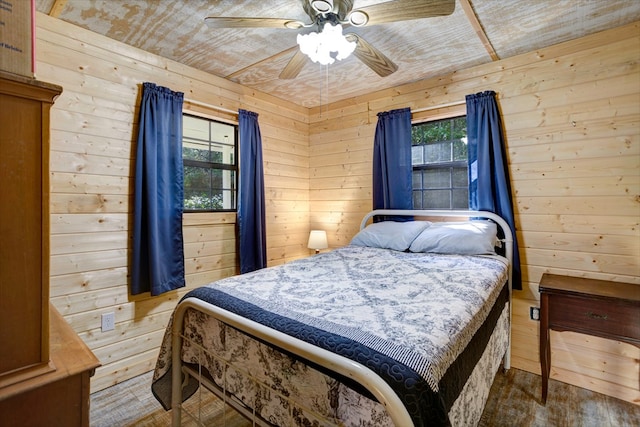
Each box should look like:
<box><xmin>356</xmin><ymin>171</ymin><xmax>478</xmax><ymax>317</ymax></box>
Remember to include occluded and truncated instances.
<box><xmin>586</xmin><ymin>311</ymin><xmax>608</xmax><ymax>320</ymax></box>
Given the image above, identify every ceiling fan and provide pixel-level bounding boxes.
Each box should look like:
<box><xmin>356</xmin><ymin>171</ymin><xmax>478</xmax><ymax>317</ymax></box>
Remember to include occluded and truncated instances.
<box><xmin>204</xmin><ymin>0</ymin><xmax>455</xmax><ymax>79</ymax></box>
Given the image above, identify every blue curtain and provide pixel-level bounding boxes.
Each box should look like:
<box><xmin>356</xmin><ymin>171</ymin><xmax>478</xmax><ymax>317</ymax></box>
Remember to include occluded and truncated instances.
<box><xmin>132</xmin><ymin>83</ymin><xmax>185</xmax><ymax>296</ymax></box>
<box><xmin>466</xmin><ymin>91</ymin><xmax>522</xmax><ymax>290</ymax></box>
<box><xmin>238</xmin><ymin>109</ymin><xmax>267</xmax><ymax>274</ymax></box>
<box><xmin>373</xmin><ymin>107</ymin><xmax>413</xmax><ymax>219</ymax></box>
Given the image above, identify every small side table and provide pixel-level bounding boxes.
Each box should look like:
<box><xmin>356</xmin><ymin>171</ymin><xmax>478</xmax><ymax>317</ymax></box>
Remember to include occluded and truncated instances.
<box><xmin>538</xmin><ymin>273</ymin><xmax>640</xmax><ymax>404</ymax></box>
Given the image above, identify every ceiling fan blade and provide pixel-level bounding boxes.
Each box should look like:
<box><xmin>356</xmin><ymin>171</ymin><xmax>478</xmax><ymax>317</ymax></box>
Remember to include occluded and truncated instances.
<box><xmin>353</xmin><ymin>0</ymin><xmax>455</xmax><ymax>26</ymax></box>
<box><xmin>279</xmin><ymin>50</ymin><xmax>308</xmax><ymax>79</ymax></box>
<box><xmin>345</xmin><ymin>34</ymin><xmax>398</xmax><ymax>77</ymax></box>
<box><xmin>204</xmin><ymin>17</ymin><xmax>306</xmax><ymax>29</ymax></box>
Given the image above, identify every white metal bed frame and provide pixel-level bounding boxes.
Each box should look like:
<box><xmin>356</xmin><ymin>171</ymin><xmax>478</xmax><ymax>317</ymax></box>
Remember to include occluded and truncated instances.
<box><xmin>170</xmin><ymin>209</ymin><xmax>514</xmax><ymax>426</ymax></box>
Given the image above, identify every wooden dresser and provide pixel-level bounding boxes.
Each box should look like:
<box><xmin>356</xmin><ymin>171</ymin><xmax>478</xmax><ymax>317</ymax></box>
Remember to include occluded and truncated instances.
<box><xmin>0</xmin><ymin>71</ymin><xmax>100</xmax><ymax>426</ymax></box>
<box><xmin>539</xmin><ymin>273</ymin><xmax>640</xmax><ymax>404</ymax></box>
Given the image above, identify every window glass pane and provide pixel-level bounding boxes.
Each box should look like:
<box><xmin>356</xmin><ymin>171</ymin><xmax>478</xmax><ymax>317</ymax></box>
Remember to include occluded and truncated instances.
<box><xmin>453</xmin><ymin>189</ymin><xmax>469</xmax><ymax>209</ymax></box>
<box><xmin>184</xmin><ymin>165</ymin><xmax>210</xmax><ymax>191</ymax></box>
<box><xmin>452</xmin><ymin>117</ymin><xmax>467</xmax><ymax>138</ymax></box>
<box><xmin>423</xmin><ymin>169</ymin><xmax>450</xmax><ymax>189</ymax></box>
<box><xmin>412</xmin><ymin>170</ymin><xmax>422</xmax><ymax>189</ymax></box>
<box><xmin>424</xmin><ymin>141</ymin><xmax>452</xmax><ymax>163</ymax></box>
<box><xmin>184</xmin><ymin>166</ymin><xmax>214</xmax><ymax>210</ymax></box>
<box><xmin>183</xmin><ymin>115</ymin><xmax>209</xmax><ymax>140</ymax></box>
<box><xmin>182</xmin><ymin>140</ymin><xmax>210</xmax><ymax>162</ymax></box>
<box><xmin>423</xmin><ymin>189</ymin><xmax>450</xmax><ymax>209</ymax></box>
<box><xmin>413</xmin><ymin>191</ymin><xmax>423</xmax><ymax>209</ymax></box>
<box><xmin>453</xmin><ymin>139</ymin><xmax>468</xmax><ymax>161</ymax></box>
<box><xmin>221</xmin><ymin>189</ymin><xmax>236</xmax><ymax>210</ymax></box>
<box><xmin>452</xmin><ymin>167</ymin><xmax>468</xmax><ymax>187</ymax></box>
<box><xmin>411</xmin><ymin>145</ymin><xmax>424</xmax><ymax>165</ymax></box>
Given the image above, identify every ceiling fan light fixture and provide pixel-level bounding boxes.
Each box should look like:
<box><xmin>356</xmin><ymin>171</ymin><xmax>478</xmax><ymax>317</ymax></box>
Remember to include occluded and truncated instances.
<box><xmin>347</xmin><ymin>10</ymin><xmax>368</xmax><ymax>26</ymax></box>
<box><xmin>310</xmin><ymin>0</ymin><xmax>334</xmax><ymax>14</ymax></box>
<box><xmin>297</xmin><ymin>22</ymin><xmax>356</xmax><ymax>65</ymax></box>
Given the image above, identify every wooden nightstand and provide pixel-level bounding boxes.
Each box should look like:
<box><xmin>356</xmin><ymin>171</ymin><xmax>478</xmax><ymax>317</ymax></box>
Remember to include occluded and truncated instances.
<box><xmin>538</xmin><ymin>273</ymin><xmax>640</xmax><ymax>404</ymax></box>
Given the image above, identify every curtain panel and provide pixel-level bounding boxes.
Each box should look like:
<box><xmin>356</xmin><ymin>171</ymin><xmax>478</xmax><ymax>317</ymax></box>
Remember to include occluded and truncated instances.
<box><xmin>238</xmin><ymin>109</ymin><xmax>267</xmax><ymax>274</ymax></box>
<box><xmin>132</xmin><ymin>82</ymin><xmax>186</xmax><ymax>296</ymax></box>
<box><xmin>466</xmin><ymin>91</ymin><xmax>522</xmax><ymax>290</ymax></box>
<box><xmin>373</xmin><ymin>107</ymin><xmax>413</xmax><ymax>220</ymax></box>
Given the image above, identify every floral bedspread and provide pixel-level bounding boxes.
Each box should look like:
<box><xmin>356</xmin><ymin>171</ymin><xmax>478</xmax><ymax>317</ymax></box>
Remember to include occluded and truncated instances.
<box><xmin>152</xmin><ymin>246</ymin><xmax>508</xmax><ymax>426</ymax></box>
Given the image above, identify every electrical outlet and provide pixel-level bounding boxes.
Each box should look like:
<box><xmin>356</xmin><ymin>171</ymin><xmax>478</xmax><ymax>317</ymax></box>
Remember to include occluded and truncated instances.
<box><xmin>530</xmin><ymin>306</ymin><xmax>540</xmax><ymax>321</ymax></box>
<box><xmin>101</xmin><ymin>312</ymin><xmax>115</xmax><ymax>332</ymax></box>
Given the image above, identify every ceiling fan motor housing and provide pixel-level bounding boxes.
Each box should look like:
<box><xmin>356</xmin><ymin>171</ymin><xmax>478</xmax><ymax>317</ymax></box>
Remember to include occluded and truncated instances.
<box><xmin>305</xmin><ymin>0</ymin><xmax>354</xmax><ymax>21</ymax></box>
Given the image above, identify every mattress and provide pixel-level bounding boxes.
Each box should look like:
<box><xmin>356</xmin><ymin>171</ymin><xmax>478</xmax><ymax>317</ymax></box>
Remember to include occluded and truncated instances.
<box><xmin>152</xmin><ymin>245</ymin><xmax>509</xmax><ymax>426</ymax></box>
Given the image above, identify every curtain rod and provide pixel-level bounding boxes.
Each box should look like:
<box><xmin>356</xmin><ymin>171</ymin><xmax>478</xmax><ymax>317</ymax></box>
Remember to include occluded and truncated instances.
<box><xmin>412</xmin><ymin>99</ymin><xmax>466</xmax><ymax>114</ymax></box>
<box><xmin>184</xmin><ymin>98</ymin><xmax>238</xmax><ymax>115</ymax></box>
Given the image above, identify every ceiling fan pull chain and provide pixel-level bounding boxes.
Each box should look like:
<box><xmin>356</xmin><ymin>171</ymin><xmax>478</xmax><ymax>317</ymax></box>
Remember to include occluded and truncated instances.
<box><xmin>325</xmin><ymin>63</ymin><xmax>329</xmax><ymax>114</ymax></box>
<box><xmin>319</xmin><ymin>62</ymin><xmax>323</xmax><ymax>117</ymax></box>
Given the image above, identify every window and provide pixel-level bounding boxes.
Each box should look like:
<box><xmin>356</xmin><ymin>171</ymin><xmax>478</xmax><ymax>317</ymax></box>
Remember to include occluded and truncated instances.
<box><xmin>182</xmin><ymin>114</ymin><xmax>237</xmax><ymax>212</ymax></box>
<box><xmin>411</xmin><ymin>116</ymin><xmax>468</xmax><ymax>209</ymax></box>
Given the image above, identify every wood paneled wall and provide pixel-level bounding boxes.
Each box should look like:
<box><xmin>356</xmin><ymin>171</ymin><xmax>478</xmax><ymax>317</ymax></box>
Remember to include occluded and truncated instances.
<box><xmin>35</xmin><ymin>12</ymin><xmax>310</xmax><ymax>392</ymax></box>
<box><xmin>309</xmin><ymin>22</ymin><xmax>639</xmax><ymax>404</ymax></box>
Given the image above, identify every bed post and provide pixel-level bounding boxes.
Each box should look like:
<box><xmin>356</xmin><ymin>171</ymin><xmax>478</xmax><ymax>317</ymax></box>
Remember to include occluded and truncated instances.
<box><xmin>171</xmin><ymin>303</ymin><xmax>188</xmax><ymax>426</ymax></box>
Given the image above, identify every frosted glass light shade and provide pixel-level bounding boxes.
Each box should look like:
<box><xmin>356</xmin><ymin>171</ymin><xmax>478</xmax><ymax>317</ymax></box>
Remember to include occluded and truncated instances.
<box><xmin>297</xmin><ymin>23</ymin><xmax>356</xmax><ymax>65</ymax></box>
<box><xmin>307</xmin><ymin>230</ymin><xmax>328</xmax><ymax>252</ymax></box>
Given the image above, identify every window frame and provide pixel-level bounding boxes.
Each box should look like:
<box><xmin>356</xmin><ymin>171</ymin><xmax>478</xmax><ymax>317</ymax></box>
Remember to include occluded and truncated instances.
<box><xmin>411</xmin><ymin>114</ymin><xmax>469</xmax><ymax>210</ymax></box>
<box><xmin>182</xmin><ymin>113</ymin><xmax>239</xmax><ymax>213</ymax></box>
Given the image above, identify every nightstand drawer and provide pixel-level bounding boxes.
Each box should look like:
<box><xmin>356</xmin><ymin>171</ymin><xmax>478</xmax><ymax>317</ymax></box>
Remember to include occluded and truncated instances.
<box><xmin>548</xmin><ymin>294</ymin><xmax>640</xmax><ymax>343</ymax></box>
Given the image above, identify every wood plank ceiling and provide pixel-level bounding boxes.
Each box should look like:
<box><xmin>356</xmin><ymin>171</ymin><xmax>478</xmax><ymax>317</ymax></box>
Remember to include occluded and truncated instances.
<box><xmin>36</xmin><ymin>0</ymin><xmax>640</xmax><ymax>108</ymax></box>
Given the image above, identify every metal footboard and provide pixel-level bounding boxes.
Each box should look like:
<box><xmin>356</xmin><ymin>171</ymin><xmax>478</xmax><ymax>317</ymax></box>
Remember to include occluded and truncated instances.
<box><xmin>171</xmin><ymin>297</ymin><xmax>414</xmax><ymax>426</ymax></box>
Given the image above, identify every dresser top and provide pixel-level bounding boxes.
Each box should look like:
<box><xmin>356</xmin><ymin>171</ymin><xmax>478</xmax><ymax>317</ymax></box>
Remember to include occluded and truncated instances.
<box><xmin>539</xmin><ymin>273</ymin><xmax>640</xmax><ymax>303</ymax></box>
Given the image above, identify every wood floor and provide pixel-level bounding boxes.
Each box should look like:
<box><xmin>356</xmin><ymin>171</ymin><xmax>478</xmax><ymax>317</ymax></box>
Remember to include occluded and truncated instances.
<box><xmin>90</xmin><ymin>368</ymin><xmax>639</xmax><ymax>426</ymax></box>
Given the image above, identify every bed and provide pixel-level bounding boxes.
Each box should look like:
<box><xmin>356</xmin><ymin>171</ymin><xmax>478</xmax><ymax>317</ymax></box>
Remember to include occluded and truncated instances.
<box><xmin>151</xmin><ymin>209</ymin><xmax>514</xmax><ymax>426</ymax></box>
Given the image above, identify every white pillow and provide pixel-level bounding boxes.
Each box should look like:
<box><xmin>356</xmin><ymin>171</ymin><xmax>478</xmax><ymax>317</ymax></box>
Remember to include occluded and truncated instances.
<box><xmin>409</xmin><ymin>221</ymin><xmax>498</xmax><ymax>255</ymax></box>
<box><xmin>350</xmin><ymin>221</ymin><xmax>431</xmax><ymax>251</ymax></box>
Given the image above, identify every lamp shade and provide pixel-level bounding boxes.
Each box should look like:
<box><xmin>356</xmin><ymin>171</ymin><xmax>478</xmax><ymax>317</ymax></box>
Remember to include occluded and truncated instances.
<box><xmin>307</xmin><ymin>230</ymin><xmax>328</xmax><ymax>251</ymax></box>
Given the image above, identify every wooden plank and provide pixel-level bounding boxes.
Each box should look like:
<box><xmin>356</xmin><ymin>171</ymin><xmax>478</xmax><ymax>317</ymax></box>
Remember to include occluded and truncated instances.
<box><xmin>310</xmin><ymin>162</ymin><xmax>371</xmax><ymax>180</ymax></box>
<box><xmin>515</xmin><ymin>213</ymin><xmax>639</xmax><ymax>237</ymax></box>
<box><xmin>51</xmin><ymin>231</ymin><xmax>128</xmax><ymax>255</ymax></box>
<box><xmin>459</xmin><ymin>0</ymin><xmax>499</xmax><ymax>61</ymax></box>
<box><xmin>550</xmin><ymin>365</ymin><xmax>640</xmax><ymax>405</ymax></box>
<box><xmin>508</xmin><ymin>132</ymin><xmax>639</xmax><ymax>164</ymax></box>
<box><xmin>91</xmin><ymin>330</ymin><xmax>165</xmax><ymax>368</ymax></box>
<box><xmin>265</xmin><ymin>175</ymin><xmax>309</xmax><ymax>191</ymax></box>
<box><xmin>50</xmin><ymin>150</ymin><xmax>132</xmax><ymax>178</ymax></box>
<box><xmin>184</xmin><ymin>239</ymin><xmax>235</xmax><ymax>259</ymax></box>
<box><xmin>521</xmin><ymin>248</ymin><xmax>639</xmax><ymax>277</ymax></box>
<box><xmin>90</xmin><ymin>349</ymin><xmax>159</xmax><ymax>393</ymax></box>
<box><xmin>512</xmin><ymin>175</ymin><xmax>639</xmax><ymax>198</ymax></box>
<box><xmin>51</xmin><ymin>286</ymin><xmax>130</xmax><ymax>316</ymax></box>
<box><xmin>183</xmin><ymin>212</ymin><xmax>236</xmax><ymax>227</ymax></box>
<box><xmin>50</xmin><ymin>194</ymin><xmax>130</xmax><ymax>214</ymax></box>
<box><xmin>50</xmin><ymin>268</ymin><xmax>128</xmax><ymax>298</ymax></box>
<box><xmin>51</xmin><ymin>214</ymin><xmax>128</xmax><ymax>234</ymax></box>
<box><xmin>185</xmin><ymin>267</ymin><xmax>237</xmax><ymax>288</ymax></box>
<box><xmin>184</xmin><ymin>253</ymin><xmax>237</xmax><ymax>275</ymax></box>
<box><xmin>182</xmin><ymin>225</ymin><xmax>236</xmax><ymax>243</ymax></box>
<box><xmin>263</xmin><ymin>148</ymin><xmax>309</xmax><ymax>168</ymax></box>
<box><xmin>50</xmin><ymin>172</ymin><xmax>131</xmax><ymax>196</ymax></box>
<box><xmin>511</xmin><ymin>155</ymin><xmax>639</xmax><ymax>181</ymax></box>
<box><xmin>51</xmin><ymin>249</ymin><xmax>127</xmax><ymax>276</ymax></box>
<box><xmin>519</xmin><ymin>230</ymin><xmax>639</xmax><ymax>256</ymax></box>
<box><xmin>514</xmin><ymin>195</ymin><xmax>639</xmax><ymax>217</ymax></box>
